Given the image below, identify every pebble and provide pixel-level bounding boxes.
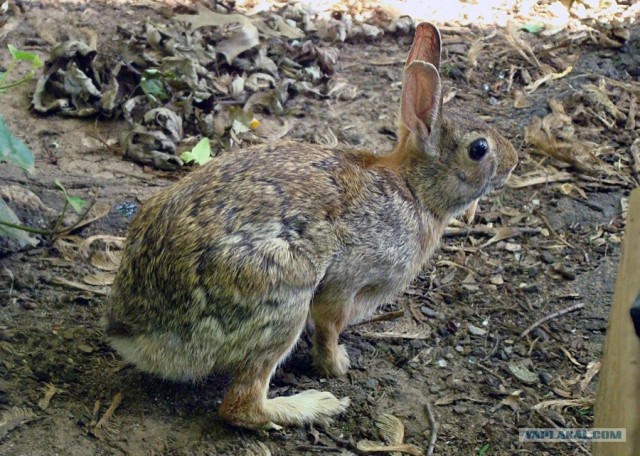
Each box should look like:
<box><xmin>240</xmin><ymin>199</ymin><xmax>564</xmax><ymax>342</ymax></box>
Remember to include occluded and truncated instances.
<box><xmin>541</xmin><ymin>251</ymin><xmax>555</xmax><ymax>264</ymax></box>
<box><xmin>436</xmin><ymin>359</ymin><xmax>448</xmax><ymax>368</ymax></box>
<box><xmin>453</xmin><ymin>405</ymin><xmax>468</xmax><ymax>414</ymax></box>
<box><xmin>364</xmin><ymin>378</ymin><xmax>379</xmax><ymax>391</ymax></box>
<box><xmin>467</xmin><ymin>324</ymin><xmax>487</xmax><ymax>336</ymax></box>
<box><xmin>420</xmin><ymin>306</ymin><xmax>437</xmax><ymax>318</ymax></box>
<box><xmin>455</xmin><ymin>345</ymin><xmax>464</xmax><ymax>353</ymax></box>
<box><xmin>429</xmin><ymin>384</ymin><xmax>444</xmax><ymax>393</ymax></box>
<box><xmin>556</xmin><ymin>265</ymin><xmax>577</xmax><ymax>281</ymax></box>
<box><xmin>521</xmin><ymin>284</ymin><xmax>539</xmax><ymax>293</ymax></box>
<box><xmin>539</xmin><ymin>372</ymin><xmax>553</xmax><ymax>385</ymax></box>
<box><xmin>508</xmin><ymin>361</ymin><xmax>538</xmax><ymax>385</ymax></box>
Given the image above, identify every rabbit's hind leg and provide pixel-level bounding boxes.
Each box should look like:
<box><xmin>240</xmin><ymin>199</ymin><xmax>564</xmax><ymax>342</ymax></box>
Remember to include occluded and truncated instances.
<box><xmin>310</xmin><ymin>298</ymin><xmax>351</xmax><ymax>377</ymax></box>
<box><xmin>218</xmin><ymin>290</ymin><xmax>349</xmax><ymax>429</ymax></box>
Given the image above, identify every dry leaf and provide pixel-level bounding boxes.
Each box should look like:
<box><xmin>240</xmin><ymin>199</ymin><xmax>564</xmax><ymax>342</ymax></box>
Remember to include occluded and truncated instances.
<box><xmin>525</xmin><ymin>66</ymin><xmax>572</xmax><ymax>93</ymax></box>
<box><xmin>175</xmin><ymin>5</ymin><xmax>259</xmax><ymax>64</ymax></box>
<box><xmin>273</xmin><ymin>16</ymin><xmax>304</xmax><ymax>39</ymax></box>
<box><xmin>0</xmin><ymin>407</ymin><xmax>37</xmax><ymax>440</ymax></box>
<box><xmin>513</xmin><ymin>90</ymin><xmax>533</xmax><ymax>109</ymax></box>
<box><xmin>83</xmin><ymin>271</ymin><xmax>116</xmax><ymax>286</ymax></box>
<box><xmin>582</xmin><ymin>83</ymin><xmax>625</xmax><ymax>121</ymax></box>
<box><xmin>38</xmin><ymin>383</ymin><xmax>59</xmax><ymax>410</ymax></box>
<box><xmin>90</xmin><ymin>250</ymin><xmax>123</xmax><ymax>272</ymax></box>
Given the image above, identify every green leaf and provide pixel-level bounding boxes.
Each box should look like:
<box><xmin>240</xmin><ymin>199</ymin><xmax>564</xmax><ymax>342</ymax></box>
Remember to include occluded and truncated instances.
<box><xmin>7</xmin><ymin>44</ymin><xmax>43</xmax><ymax>68</ymax></box>
<box><xmin>521</xmin><ymin>23</ymin><xmax>544</xmax><ymax>34</ymax></box>
<box><xmin>180</xmin><ymin>137</ymin><xmax>212</xmax><ymax>165</ymax></box>
<box><xmin>478</xmin><ymin>443</ymin><xmax>491</xmax><ymax>456</ymax></box>
<box><xmin>140</xmin><ymin>69</ymin><xmax>169</xmax><ymax>102</ymax></box>
<box><xmin>0</xmin><ymin>114</ymin><xmax>35</xmax><ymax>172</ymax></box>
<box><xmin>0</xmin><ymin>198</ymin><xmax>38</xmax><ymax>247</ymax></box>
<box><xmin>54</xmin><ymin>180</ymin><xmax>87</xmax><ymax>214</ymax></box>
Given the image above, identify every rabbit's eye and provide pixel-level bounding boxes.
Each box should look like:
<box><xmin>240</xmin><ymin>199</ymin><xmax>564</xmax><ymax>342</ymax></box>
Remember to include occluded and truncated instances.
<box><xmin>468</xmin><ymin>138</ymin><xmax>489</xmax><ymax>161</ymax></box>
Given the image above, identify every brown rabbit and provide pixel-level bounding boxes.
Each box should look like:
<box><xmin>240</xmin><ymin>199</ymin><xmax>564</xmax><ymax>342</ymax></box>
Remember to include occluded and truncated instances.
<box><xmin>103</xmin><ymin>22</ymin><xmax>518</xmax><ymax>430</ymax></box>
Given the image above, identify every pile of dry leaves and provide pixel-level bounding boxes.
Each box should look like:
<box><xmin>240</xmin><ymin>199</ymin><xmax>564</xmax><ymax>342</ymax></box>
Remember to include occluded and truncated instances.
<box><xmin>30</xmin><ymin>2</ymin><xmax>414</xmax><ymax>169</ymax></box>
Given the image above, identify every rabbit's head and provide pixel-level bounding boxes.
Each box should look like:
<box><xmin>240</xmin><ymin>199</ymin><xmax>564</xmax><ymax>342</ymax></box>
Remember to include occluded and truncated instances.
<box><xmin>393</xmin><ymin>23</ymin><xmax>518</xmax><ymax>219</ymax></box>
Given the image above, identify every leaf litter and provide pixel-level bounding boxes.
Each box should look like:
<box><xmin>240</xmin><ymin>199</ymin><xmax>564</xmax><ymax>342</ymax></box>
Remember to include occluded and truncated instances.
<box><xmin>31</xmin><ymin>3</ymin><xmax>416</xmax><ymax>170</ymax></box>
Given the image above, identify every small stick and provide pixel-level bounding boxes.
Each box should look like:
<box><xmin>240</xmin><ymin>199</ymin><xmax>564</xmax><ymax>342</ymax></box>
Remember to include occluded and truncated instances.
<box><xmin>321</xmin><ymin>428</ymin><xmax>359</xmax><ymax>453</ymax></box>
<box><xmin>476</xmin><ymin>362</ymin><xmax>507</xmax><ymax>385</ymax></box>
<box><xmin>354</xmin><ymin>310</ymin><xmax>404</xmax><ymax>327</ymax></box>
<box><xmin>295</xmin><ymin>445</ymin><xmax>342</xmax><ymax>452</ymax></box>
<box><xmin>90</xmin><ymin>400</ymin><xmax>101</xmax><ymax>427</ymax></box>
<box><xmin>533</xmin><ymin>209</ymin><xmax>576</xmax><ymax>249</ymax></box>
<box><xmin>535</xmin><ymin>410</ymin><xmax>591</xmax><ymax>456</ymax></box>
<box><xmin>424</xmin><ymin>402</ymin><xmax>438</xmax><ymax>456</ymax></box>
<box><xmin>444</xmin><ymin>226</ymin><xmax>541</xmax><ymax>238</ymax></box>
<box><xmin>521</xmin><ymin>303</ymin><xmax>585</xmax><ymax>338</ymax></box>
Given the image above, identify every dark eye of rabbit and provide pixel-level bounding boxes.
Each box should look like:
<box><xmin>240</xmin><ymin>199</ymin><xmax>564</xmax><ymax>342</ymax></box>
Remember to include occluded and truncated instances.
<box><xmin>468</xmin><ymin>138</ymin><xmax>489</xmax><ymax>161</ymax></box>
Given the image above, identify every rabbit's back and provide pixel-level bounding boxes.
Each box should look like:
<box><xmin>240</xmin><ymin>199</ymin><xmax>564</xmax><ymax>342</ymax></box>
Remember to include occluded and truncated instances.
<box><xmin>107</xmin><ymin>144</ymin><xmax>342</xmax><ymax>322</ymax></box>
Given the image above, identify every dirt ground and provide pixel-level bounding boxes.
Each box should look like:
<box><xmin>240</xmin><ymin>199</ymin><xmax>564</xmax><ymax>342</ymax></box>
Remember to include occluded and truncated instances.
<box><xmin>1</xmin><ymin>1</ymin><xmax>638</xmax><ymax>455</ymax></box>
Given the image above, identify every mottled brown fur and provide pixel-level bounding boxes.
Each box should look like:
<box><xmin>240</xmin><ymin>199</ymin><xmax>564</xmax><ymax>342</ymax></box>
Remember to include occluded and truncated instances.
<box><xmin>103</xmin><ymin>22</ymin><xmax>518</xmax><ymax>430</ymax></box>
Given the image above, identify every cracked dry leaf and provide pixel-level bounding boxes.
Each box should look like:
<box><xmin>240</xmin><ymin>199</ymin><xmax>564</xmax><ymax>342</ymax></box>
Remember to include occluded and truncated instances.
<box><xmin>582</xmin><ymin>83</ymin><xmax>625</xmax><ymax>121</ymax></box>
<box><xmin>0</xmin><ymin>407</ymin><xmax>37</xmax><ymax>441</ymax></box>
<box><xmin>122</xmin><ymin>127</ymin><xmax>183</xmax><ymax>170</ymax></box>
<box><xmin>357</xmin><ymin>416</ymin><xmax>424</xmax><ymax>456</ymax></box>
<box><xmin>525</xmin><ymin>66</ymin><xmax>572</xmax><ymax>93</ymax></box>
<box><xmin>90</xmin><ymin>250</ymin><xmax>122</xmax><ymax>272</ymax></box>
<box><xmin>83</xmin><ymin>271</ymin><xmax>115</xmax><ymax>286</ymax></box>
<box><xmin>376</xmin><ymin>414</ymin><xmax>404</xmax><ymax>456</ymax></box>
<box><xmin>245</xmin><ymin>441</ymin><xmax>272</xmax><ymax>456</ymax></box>
<box><xmin>175</xmin><ymin>5</ymin><xmax>259</xmax><ymax>64</ymax></box>
<box><xmin>273</xmin><ymin>16</ymin><xmax>304</xmax><ymax>39</ymax></box>
<box><xmin>525</xmin><ymin>116</ymin><xmax>601</xmax><ymax>174</ymax></box>
<box><xmin>38</xmin><ymin>383</ymin><xmax>59</xmax><ymax>410</ymax></box>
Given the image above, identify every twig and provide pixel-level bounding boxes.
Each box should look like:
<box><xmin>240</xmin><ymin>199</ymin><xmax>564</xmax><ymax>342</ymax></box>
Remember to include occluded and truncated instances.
<box><xmin>476</xmin><ymin>362</ymin><xmax>507</xmax><ymax>385</ymax></box>
<box><xmin>354</xmin><ymin>310</ymin><xmax>404</xmax><ymax>327</ymax></box>
<box><xmin>0</xmin><ymin>197</ymin><xmax>97</xmax><ymax>238</ymax></box>
<box><xmin>534</xmin><ymin>410</ymin><xmax>591</xmax><ymax>456</ymax></box>
<box><xmin>533</xmin><ymin>209</ymin><xmax>576</xmax><ymax>249</ymax></box>
<box><xmin>295</xmin><ymin>445</ymin><xmax>343</xmax><ymax>452</ymax></box>
<box><xmin>521</xmin><ymin>303</ymin><xmax>585</xmax><ymax>338</ymax></box>
<box><xmin>424</xmin><ymin>402</ymin><xmax>438</xmax><ymax>456</ymax></box>
<box><xmin>444</xmin><ymin>226</ymin><xmax>541</xmax><ymax>238</ymax></box>
<box><xmin>320</xmin><ymin>428</ymin><xmax>359</xmax><ymax>453</ymax></box>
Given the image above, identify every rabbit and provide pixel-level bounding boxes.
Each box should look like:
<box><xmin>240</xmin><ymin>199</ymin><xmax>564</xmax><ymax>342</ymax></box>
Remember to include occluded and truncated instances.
<box><xmin>103</xmin><ymin>22</ymin><xmax>518</xmax><ymax>431</ymax></box>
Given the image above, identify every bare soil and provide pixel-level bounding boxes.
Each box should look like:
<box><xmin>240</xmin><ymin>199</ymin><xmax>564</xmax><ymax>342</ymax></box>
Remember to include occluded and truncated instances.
<box><xmin>1</xmin><ymin>1</ymin><xmax>638</xmax><ymax>455</ymax></box>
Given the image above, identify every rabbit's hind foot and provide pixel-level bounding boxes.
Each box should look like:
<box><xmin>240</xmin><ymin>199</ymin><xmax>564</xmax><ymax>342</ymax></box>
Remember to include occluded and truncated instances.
<box><xmin>263</xmin><ymin>389</ymin><xmax>350</xmax><ymax>427</ymax></box>
<box><xmin>219</xmin><ymin>370</ymin><xmax>350</xmax><ymax>429</ymax></box>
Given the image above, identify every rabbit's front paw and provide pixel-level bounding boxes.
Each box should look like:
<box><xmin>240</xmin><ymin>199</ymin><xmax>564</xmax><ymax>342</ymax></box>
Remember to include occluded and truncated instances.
<box><xmin>313</xmin><ymin>344</ymin><xmax>351</xmax><ymax>377</ymax></box>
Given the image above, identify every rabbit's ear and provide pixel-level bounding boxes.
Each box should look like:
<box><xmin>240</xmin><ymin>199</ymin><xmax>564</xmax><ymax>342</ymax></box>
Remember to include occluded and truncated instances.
<box><xmin>401</xmin><ymin>61</ymin><xmax>442</xmax><ymax>153</ymax></box>
<box><xmin>406</xmin><ymin>22</ymin><xmax>441</xmax><ymax>69</ymax></box>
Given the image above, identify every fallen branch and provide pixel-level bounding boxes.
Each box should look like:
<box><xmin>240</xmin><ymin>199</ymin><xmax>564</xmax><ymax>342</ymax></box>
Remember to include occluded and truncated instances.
<box><xmin>521</xmin><ymin>303</ymin><xmax>585</xmax><ymax>338</ymax></box>
<box><xmin>444</xmin><ymin>225</ymin><xmax>541</xmax><ymax>238</ymax></box>
<box><xmin>424</xmin><ymin>402</ymin><xmax>438</xmax><ymax>456</ymax></box>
